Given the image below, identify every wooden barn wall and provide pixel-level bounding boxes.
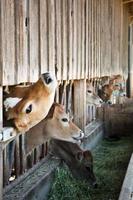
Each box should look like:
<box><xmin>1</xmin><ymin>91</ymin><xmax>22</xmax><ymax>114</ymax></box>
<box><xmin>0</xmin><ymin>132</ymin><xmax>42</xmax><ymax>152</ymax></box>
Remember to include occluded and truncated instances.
<box><xmin>121</xmin><ymin>4</ymin><xmax>130</xmax><ymax>79</ymax></box>
<box><xmin>0</xmin><ymin>0</ymin><xmax>130</xmax><ymax>85</ymax></box>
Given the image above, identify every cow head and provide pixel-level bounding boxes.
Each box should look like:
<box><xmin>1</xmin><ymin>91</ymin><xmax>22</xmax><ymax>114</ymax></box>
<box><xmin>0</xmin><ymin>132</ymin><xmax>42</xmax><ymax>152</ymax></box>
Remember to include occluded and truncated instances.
<box><xmin>44</xmin><ymin>104</ymin><xmax>84</xmax><ymax>143</ymax></box>
<box><xmin>74</xmin><ymin>150</ymin><xmax>97</xmax><ymax>187</ymax></box>
<box><xmin>26</xmin><ymin>103</ymin><xmax>85</xmax><ymax>154</ymax></box>
<box><xmin>86</xmin><ymin>81</ymin><xmax>103</xmax><ymax>106</ymax></box>
<box><xmin>49</xmin><ymin>139</ymin><xmax>97</xmax><ymax>187</ymax></box>
<box><xmin>4</xmin><ymin>72</ymin><xmax>57</xmax><ymax>133</ymax></box>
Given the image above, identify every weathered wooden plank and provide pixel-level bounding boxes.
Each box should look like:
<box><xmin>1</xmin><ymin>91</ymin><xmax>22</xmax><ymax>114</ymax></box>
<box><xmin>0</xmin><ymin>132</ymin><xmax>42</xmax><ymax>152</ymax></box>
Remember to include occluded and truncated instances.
<box><xmin>29</xmin><ymin>0</ymin><xmax>39</xmax><ymax>81</ymax></box>
<box><xmin>1</xmin><ymin>0</ymin><xmax>15</xmax><ymax>85</ymax></box>
<box><xmin>62</xmin><ymin>0</ymin><xmax>68</xmax><ymax>80</ymax></box>
<box><xmin>15</xmin><ymin>0</ymin><xmax>28</xmax><ymax>83</ymax></box>
<box><xmin>72</xmin><ymin>0</ymin><xmax>78</xmax><ymax>79</ymax></box>
<box><xmin>73</xmin><ymin>80</ymin><xmax>86</xmax><ymax>131</ymax></box>
<box><xmin>0</xmin><ymin>144</ymin><xmax>3</xmax><ymax>200</ymax></box>
<box><xmin>40</xmin><ymin>0</ymin><xmax>49</xmax><ymax>73</ymax></box>
<box><xmin>0</xmin><ymin>87</ymin><xmax>2</xmax><ymax>130</ymax></box>
<box><xmin>81</xmin><ymin>0</ymin><xmax>85</xmax><ymax>79</ymax></box>
<box><xmin>0</xmin><ymin>1</ymin><xmax>2</xmax><ymax>86</ymax></box>
<box><xmin>77</xmin><ymin>0</ymin><xmax>81</xmax><ymax>79</ymax></box>
<box><xmin>88</xmin><ymin>0</ymin><xmax>92</xmax><ymax>79</ymax></box>
<box><xmin>48</xmin><ymin>0</ymin><xmax>55</xmax><ymax>74</ymax></box>
<box><xmin>55</xmin><ymin>0</ymin><xmax>62</xmax><ymax>80</ymax></box>
<box><xmin>68</xmin><ymin>0</ymin><xmax>73</xmax><ymax>80</ymax></box>
<box><xmin>85</xmin><ymin>0</ymin><xmax>89</xmax><ymax>78</ymax></box>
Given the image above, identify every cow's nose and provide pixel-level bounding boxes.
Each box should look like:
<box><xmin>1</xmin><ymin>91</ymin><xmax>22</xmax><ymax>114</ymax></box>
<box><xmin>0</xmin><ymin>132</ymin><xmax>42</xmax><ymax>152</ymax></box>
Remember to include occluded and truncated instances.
<box><xmin>42</xmin><ymin>73</ymin><xmax>53</xmax><ymax>84</ymax></box>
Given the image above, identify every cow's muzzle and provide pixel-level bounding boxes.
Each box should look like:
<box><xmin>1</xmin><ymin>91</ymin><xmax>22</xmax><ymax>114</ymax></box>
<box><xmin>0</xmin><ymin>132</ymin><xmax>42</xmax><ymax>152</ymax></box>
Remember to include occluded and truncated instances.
<box><xmin>41</xmin><ymin>72</ymin><xmax>53</xmax><ymax>85</ymax></box>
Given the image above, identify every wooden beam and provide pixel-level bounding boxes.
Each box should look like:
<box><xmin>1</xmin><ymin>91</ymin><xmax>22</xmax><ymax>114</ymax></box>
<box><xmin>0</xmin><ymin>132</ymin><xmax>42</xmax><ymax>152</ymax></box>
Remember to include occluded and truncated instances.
<box><xmin>0</xmin><ymin>144</ymin><xmax>3</xmax><ymax>200</ymax></box>
<box><xmin>123</xmin><ymin>0</ymin><xmax>133</xmax><ymax>4</ymax></box>
<box><xmin>73</xmin><ymin>80</ymin><xmax>86</xmax><ymax>131</ymax></box>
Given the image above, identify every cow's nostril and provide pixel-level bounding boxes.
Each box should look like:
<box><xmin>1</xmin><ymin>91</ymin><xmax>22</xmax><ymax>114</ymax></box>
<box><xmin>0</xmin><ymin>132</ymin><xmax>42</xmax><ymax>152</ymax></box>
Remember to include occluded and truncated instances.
<box><xmin>42</xmin><ymin>73</ymin><xmax>53</xmax><ymax>84</ymax></box>
<box><xmin>45</xmin><ymin>77</ymin><xmax>53</xmax><ymax>84</ymax></box>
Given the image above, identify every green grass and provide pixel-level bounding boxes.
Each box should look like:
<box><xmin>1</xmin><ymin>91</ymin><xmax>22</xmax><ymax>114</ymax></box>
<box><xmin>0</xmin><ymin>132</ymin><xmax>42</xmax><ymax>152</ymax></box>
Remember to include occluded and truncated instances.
<box><xmin>48</xmin><ymin>136</ymin><xmax>133</xmax><ymax>200</ymax></box>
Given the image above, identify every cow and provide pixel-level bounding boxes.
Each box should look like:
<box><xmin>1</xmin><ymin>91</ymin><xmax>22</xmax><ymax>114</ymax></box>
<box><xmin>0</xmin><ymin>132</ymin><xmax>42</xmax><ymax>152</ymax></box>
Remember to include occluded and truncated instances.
<box><xmin>98</xmin><ymin>74</ymin><xmax>126</xmax><ymax>104</ymax></box>
<box><xmin>26</xmin><ymin>103</ymin><xmax>84</xmax><ymax>153</ymax></box>
<box><xmin>86</xmin><ymin>80</ymin><xmax>103</xmax><ymax>106</ymax></box>
<box><xmin>25</xmin><ymin>104</ymin><xmax>96</xmax><ymax>187</ymax></box>
<box><xmin>3</xmin><ymin>72</ymin><xmax>57</xmax><ymax>133</ymax></box>
<box><xmin>49</xmin><ymin>139</ymin><xmax>97</xmax><ymax>187</ymax></box>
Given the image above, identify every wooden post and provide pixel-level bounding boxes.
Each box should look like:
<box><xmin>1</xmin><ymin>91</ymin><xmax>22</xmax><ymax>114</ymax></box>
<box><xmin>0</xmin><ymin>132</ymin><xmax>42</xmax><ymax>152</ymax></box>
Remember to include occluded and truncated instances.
<box><xmin>129</xmin><ymin>24</ymin><xmax>133</xmax><ymax>97</ymax></box>
<box><xmin>73</xmin><ymin>79</ymin><xmax>86</xmax><ymax>131</ymax></box>
<box><xmin>0</xmin><ymin>86</ymin><xmax>3</xmax><ymax>199</ymax></box>
<box><xmin>0</xmin><ymin>144</ymin><xmax>3</xmax><ymax>200</ymax></box>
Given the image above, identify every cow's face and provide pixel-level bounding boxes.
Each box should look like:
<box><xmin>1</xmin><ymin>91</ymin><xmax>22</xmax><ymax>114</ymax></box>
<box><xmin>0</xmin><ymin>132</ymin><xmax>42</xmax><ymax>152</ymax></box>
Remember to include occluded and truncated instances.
<box><xmin>46</xmin><ymin>104</ymin><xmax>84</xmax><ymax>143</ymax></box>
<box><xmin>86</xmin><ymin>82</ymin><xmax>103</xmax><ymax>106</ymax></box>
<box><xmin>74</xmin><ymin>150</ymin><xmax>97</xmax><ymax>187</ymax></box>
<box><xmin>4</xmin><ymin>73</ymin><xmax>57</xmax><ymax>132</ymax></box>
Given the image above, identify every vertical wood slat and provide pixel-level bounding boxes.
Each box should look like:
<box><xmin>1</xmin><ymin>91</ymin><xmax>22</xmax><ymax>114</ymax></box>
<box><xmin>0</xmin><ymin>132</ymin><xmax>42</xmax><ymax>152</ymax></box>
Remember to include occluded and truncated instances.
<box><xmin>68</xmin><ymin>0</ymin><xmax>73</xmax><ymax>80</ymax></box>
<box><xmin>55</xmin><ymin>0</ymin><xmax>62</xmax><ymax>80</ymax></box>
<box><xmin>29</xmin><ymin>0</ymin><xmax>39</xmax><ymax>81</ymax></box>
<box><xmin>40</xmin><ymin>0</ymin><xmax>49</xmax><ymax>74</ymax></box>
<box><xmin>1</xmin><ymin>0</ymin><xmax>15</xmax><ymax>85</ymax></box>
<box><xmin>77</xmin><ymin>0</ymin><xmax>81</xmax><ymax>79</ymax></box>
<box><xmin>0</xmin><ymin>144</ymin><xmax>3</xmax><ymax>200</ymax></box>
<box><xmin>48</xmin><ymin>0</ymin><xmax>55</xmax><ymax>74</ymax></box>
<box><xmin>72</xmin><ymin>0</ymin><xmax>78</xmax><ymax>79</ymax></box>
<box><xmin>0</xmin><ymin>1</ymin><xmax>2</xmax><ymax>86</ymax></box>
<box><xmin>73</xmin><ymin>80</ymin><xmax>86</xmax><ymax>131</ymax></box>
<box><xmin>85</xmin><ymin>0</ymin><xmax>89</xmax><ymax>78</ymax></box>
<box><xmin>81</xmin><ymin>0</ymin><xmax>85</xmax><ymax>79</ymax></box>
<box><xmin>15</xmin><ymin>0</ymin><xmax>28</xmax><ymax>83</ymax></box>
<box><xmin>62</xmin><ymin>0</ymin><xmax>68</xmax><ymax>80</ymax></box>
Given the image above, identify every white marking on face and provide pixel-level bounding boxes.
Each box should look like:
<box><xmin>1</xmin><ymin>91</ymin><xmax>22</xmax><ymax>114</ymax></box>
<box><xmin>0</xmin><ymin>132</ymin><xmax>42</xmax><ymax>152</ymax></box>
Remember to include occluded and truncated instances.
<box><xmin>4</xmin><ymin>97</ymin><xmax>22</xmax><ymax>111</ymax></box>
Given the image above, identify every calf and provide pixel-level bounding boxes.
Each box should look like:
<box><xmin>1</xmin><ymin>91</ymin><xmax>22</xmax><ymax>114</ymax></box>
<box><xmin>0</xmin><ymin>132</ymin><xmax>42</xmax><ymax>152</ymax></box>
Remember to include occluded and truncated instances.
<box><xmin>98</xmin><ymin>74</ymin><xmax>126</xmax><ymax>103</ymax></box>
<box><xmin>86</xmin><ymin>81</ymin><xmax>103</xmax><ymax>106</ymax></box>
<box><xmin>26</xmin><ymin>103</ymin><xmax>84</xmax><ymax>153</ymax></box>
<box><xmin>25</xmin><ymin>104</ymin><xmax>96</xmax><ymax>187</ymax></box>
<box><xmin>3</xmin><ymin>72</ymin><xmax>57</xmax><ymax>133</ymax></box>
<box><xmin>49</xmin><ymin>139</ymin><xmax>97</xmax><ymax>187</ymax></box>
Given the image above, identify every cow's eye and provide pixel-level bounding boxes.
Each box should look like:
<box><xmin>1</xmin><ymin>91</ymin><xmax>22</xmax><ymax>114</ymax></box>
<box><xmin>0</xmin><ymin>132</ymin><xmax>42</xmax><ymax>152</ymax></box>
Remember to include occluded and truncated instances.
<box><xmin>62</xmin><ymin>118</ymin><xmax>68</xmax><ymax>122</ymax></box>
<box><xmin>26</xmin><ymin>104</ymin><xmax>32</xmax><ymax>114</ymax></box>
<box><xmin>87</xmin><ymin>90</ymin><xmax>92</xmax><ymax>93</ymax></box>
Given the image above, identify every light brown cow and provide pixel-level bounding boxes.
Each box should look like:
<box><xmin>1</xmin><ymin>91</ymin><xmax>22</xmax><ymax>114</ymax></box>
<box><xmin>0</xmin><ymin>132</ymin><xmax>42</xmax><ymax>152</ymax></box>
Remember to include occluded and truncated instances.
<box><xmin>98</xmin><ymin>74</ymin><xmax>126</xmax><ymax>103</ymax></box>
<box><xmin>4</xmin><ymin>72</ymin><xmax>57</xmax><ymax>133</ymax></box>
<box><xmin>86</xmin><ymin>81</ymin><xmax>103</xmax><ymax>106</ymax></box>
<box><xmin>26</xmin><ymin>103</ymin><xmax>84</xmax><ymax>153</ymax></box>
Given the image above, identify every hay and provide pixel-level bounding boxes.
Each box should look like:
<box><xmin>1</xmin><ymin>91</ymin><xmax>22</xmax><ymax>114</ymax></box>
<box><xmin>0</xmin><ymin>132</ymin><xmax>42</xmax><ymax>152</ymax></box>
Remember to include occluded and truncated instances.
<box><xmin>48</xmin><ymin>136</ymin><xmax>133</xmax><ymax>200</ymax></box>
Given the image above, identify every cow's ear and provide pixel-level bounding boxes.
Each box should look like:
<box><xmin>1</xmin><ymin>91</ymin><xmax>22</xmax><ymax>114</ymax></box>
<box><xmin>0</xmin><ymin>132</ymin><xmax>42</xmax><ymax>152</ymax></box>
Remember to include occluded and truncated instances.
<box><xmin>75</xmin><ymin>151</ymin><xmax>83</xmax><ymax>161</ymax></box>
<box><xmin>83</xmin><ymin>150</ymin><xmax>93</xmax><ymax>162</ymax></box>
<box><xmin>53</xmin><ymin>105</ymin><xmax>64</xmax><ymax>117</ymax></box>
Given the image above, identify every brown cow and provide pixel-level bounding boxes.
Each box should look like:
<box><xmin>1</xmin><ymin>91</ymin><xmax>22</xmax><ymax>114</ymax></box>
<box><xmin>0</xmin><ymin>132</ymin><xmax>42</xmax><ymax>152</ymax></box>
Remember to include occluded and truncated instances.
<box><xmin>98</xmin><ymin>74</ymin><xmax>126</xmax><ymax>103</ymax></box>
<box><xmin>25</xmin><ymin>103</ymin><xmax>96</xmax><ymax>187</ymax></box>
<box><xmin>26</xmin><ymin>103</ymin><xmax>84</xmax><ymax>153</ymax></box>
<box><xmin>3</xmin><ymin>72</ymin><xmax>57</xmax><ymax>133</ymax></box>
<box><xmin>49</xmin><ymin>139</ymin><xmax>97</xmax><ymax>187</ymax></box>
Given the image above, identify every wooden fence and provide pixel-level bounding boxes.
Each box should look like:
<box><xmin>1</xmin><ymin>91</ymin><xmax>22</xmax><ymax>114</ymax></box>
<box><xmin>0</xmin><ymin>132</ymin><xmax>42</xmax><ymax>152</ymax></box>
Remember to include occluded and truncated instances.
<box><xmin>0</xmin><ymin>0</ymin><xmax>130</xmax><ymax>86</ymax></box>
